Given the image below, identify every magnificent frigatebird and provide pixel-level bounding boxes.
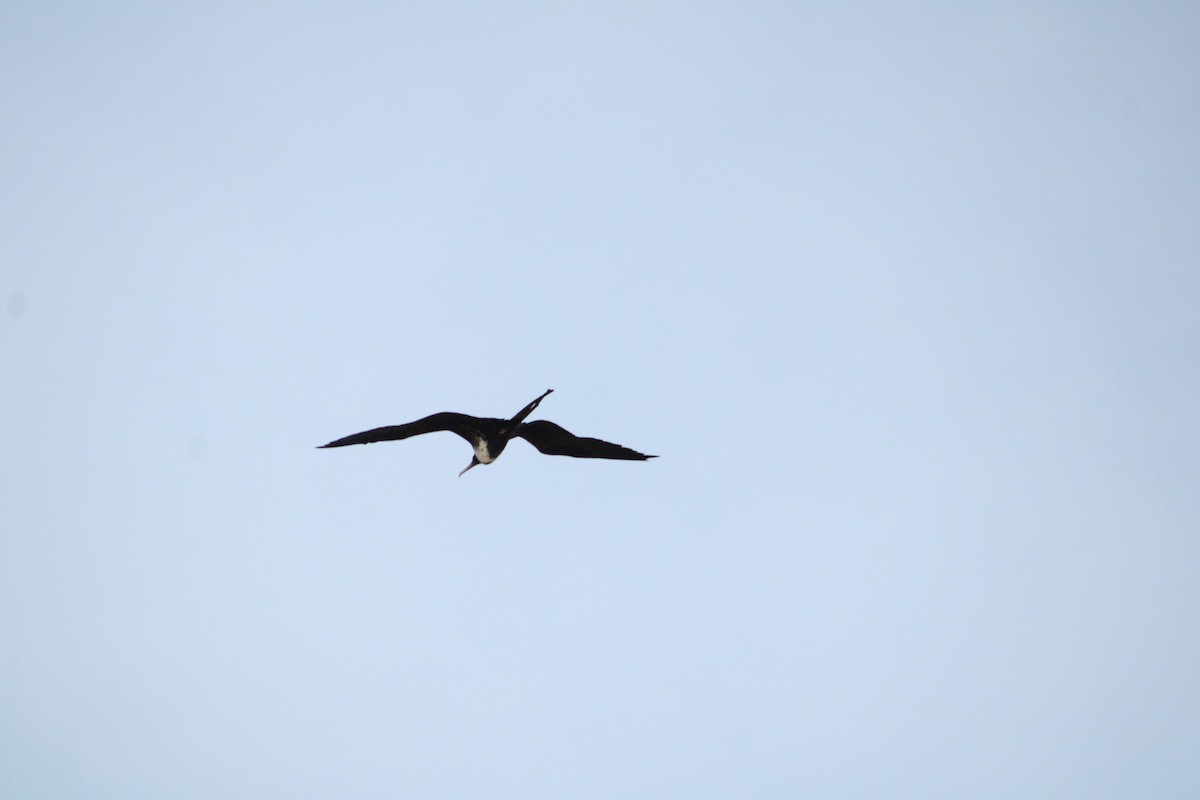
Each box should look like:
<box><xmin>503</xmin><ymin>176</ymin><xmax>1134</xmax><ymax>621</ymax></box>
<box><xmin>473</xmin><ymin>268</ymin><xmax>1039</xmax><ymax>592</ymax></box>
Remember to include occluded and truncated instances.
<box><xmin>318</xmin><ymin>389</ymin><xmax>656</xmax><ymax>476</ymax></box>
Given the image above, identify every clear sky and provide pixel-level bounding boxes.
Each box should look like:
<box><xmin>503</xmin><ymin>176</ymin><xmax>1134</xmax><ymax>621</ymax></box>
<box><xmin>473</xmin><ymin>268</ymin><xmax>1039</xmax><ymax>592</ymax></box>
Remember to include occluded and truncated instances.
<box><xmin>3</xmin><ymin>3</ymin><xmax>1198</xmax><ymax>798</ymax></box>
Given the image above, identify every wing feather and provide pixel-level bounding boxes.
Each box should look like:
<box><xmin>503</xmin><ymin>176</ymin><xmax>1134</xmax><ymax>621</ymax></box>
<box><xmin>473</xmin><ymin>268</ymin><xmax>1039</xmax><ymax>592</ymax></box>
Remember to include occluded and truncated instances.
<box><xmin>319</xmin><ymin>412</ymin><xmax>490</xmax><ymax>448</ymax></box>
<box><xmin>515</xmin><ymin>420</ymin><xmax>656</xmax><ymax>460</ymax></box>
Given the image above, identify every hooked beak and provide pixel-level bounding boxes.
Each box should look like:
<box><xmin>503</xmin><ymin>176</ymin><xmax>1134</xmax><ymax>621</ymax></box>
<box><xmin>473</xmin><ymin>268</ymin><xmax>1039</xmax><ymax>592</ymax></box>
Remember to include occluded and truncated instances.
<box><xmin>459</xmin><ymin>456</ymin><xmax>480</xmax><ymax>477</ymax></box>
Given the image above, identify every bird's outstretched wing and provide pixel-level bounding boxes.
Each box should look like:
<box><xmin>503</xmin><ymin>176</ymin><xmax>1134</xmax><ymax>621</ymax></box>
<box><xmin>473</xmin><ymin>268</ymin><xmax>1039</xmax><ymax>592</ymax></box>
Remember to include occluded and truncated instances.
<box><xmin>319</xmin><ymin>412</ymin><xmax>491</xmax><ymax>448</ymax></box>
<box><xmin>515</xmin><ymin>420</ymin><xmax>656</xmax><ymax>460</ymax></box>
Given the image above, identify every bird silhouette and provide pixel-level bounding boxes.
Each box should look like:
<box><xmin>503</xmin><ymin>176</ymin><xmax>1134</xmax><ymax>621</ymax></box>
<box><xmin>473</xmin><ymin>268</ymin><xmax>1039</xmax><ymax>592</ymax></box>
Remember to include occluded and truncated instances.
<box><xmin>319</xmin><ymin>389</ymin><xmax>656</xmax><ymax>476</ymax></box>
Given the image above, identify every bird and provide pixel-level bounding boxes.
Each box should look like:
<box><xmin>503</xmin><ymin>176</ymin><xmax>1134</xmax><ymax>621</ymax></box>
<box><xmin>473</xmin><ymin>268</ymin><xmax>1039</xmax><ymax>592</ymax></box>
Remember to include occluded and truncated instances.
<box><xmin>318</xmin><ymin>389</ymin><xmax>657</xmax><ymax>476</ymax></box>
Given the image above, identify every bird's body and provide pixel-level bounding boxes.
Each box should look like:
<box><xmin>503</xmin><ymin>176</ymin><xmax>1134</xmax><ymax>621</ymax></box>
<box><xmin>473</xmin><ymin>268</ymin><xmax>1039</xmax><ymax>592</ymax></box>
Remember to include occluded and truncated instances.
<box><xmin>319</xmin><ymin>389</ymin><xmax>656</xmax><ymax>476</ymax></box>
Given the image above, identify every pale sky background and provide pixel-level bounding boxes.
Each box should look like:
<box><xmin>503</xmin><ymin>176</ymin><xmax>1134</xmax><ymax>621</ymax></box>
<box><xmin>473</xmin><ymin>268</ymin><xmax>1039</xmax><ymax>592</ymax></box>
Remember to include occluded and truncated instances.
<box><xmin>3</xmin><ymin>3</ymin><xmax>1199</xmax><ymax>798</ymax></box>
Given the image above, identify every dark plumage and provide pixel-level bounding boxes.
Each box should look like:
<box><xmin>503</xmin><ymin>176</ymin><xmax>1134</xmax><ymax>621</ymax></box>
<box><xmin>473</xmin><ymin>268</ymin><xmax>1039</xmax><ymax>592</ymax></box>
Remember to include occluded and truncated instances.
<box><xmin>319</xmin><ymin>389</ymin><xmax>656</xmax><ymax>476</ymax></box>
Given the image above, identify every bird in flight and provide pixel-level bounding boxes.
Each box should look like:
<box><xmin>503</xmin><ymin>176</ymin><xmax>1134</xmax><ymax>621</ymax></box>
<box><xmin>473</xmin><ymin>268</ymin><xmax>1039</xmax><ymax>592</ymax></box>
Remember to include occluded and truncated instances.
<box><xmin>319</xmin><ymin>389</ymin><xmax>657</xmax><ymax>476</ymax></box>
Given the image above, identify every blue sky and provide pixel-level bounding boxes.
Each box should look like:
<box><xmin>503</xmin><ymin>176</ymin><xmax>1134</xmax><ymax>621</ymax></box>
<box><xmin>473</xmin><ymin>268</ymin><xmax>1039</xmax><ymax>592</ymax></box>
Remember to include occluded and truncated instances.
<box><xmin>3</xmin><ymin>3</ymin><xmax>1199</xmax><ymax>797</ymax></box>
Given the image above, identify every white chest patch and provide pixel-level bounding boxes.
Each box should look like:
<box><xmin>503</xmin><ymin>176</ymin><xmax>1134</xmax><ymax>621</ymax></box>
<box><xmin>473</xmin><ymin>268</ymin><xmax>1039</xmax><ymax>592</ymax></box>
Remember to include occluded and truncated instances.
<box><xmin>473</xmin><ymin>439</ymin><xmax>495</xmax><ymax>464</ymax></box>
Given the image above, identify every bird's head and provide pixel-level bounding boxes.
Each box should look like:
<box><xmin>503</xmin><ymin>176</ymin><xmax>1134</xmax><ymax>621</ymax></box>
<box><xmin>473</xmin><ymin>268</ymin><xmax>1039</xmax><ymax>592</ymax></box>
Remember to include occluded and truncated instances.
<box><xmin>460</xmin><ymin>436</ymin><xmax>508</xmax><ymax>476</ymax></box>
